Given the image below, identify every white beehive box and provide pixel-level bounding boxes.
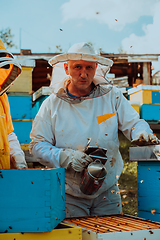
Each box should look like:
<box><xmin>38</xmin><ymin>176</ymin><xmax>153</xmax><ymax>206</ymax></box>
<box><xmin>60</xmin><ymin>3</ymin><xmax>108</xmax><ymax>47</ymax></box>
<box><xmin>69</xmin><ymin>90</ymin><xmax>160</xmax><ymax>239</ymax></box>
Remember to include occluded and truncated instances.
<box><xmin>64</xmin><ymin>214</ymin><xmax>160</xmax><ymax>240</ymax></box>
<box><xmin>128</xmin><ymin>85</ymin><xmax>160</xmax><ymax>105</ymax></box>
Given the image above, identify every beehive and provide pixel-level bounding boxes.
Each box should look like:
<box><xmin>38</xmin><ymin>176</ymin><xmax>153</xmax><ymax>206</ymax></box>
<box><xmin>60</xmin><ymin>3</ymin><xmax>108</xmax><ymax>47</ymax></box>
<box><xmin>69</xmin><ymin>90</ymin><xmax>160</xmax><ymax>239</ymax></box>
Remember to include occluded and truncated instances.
<box><xmin>65</xmin><ymin>214</ymin><xmax>160</xmax><ymax>240</ymax></box>
<box><xmin>0</xmin><ymin>168</ymin><xmax>65</xmax><ymax>233</ymax></box>
<box><xmin>7</xmin><ymin>66</ymin><xmax>34</xmax><ymax>93</ymax></box>
<box><xmin>138</xmin><ymin>161</ymin><xmax>160</xmax><ymax>222</ymax></box>
<box><xmin>128</xmin><ymin>101</ymin><xmax>140</xmax><ymax>115</ymax></box>
<box><xmin>128</xmin><ymin>85</ymin><xmax>160</xmax><ymax>105</ymax></box>
<box><xmin>32</xmin><ymin>87</ymin><xmax>51</xmax><ymax>118</ymax></box>
<box><xmin>129</xmin><ymin>146</ymin><xmax>160</xmax><ymax>222</ymax></box>
<box><xmin>0</xmin><ymin>223</ymin><xmax>82</xmax><ymax>240</ymax></box>
<box><xmin>140</xmin><ymin>104</ymin><xmax>160</xmax><ymax>122</ymax></box>
<box><xmin>8</xmin><ymin>95</ymin><xmax>33</xmax><ymax>144</ymax></box>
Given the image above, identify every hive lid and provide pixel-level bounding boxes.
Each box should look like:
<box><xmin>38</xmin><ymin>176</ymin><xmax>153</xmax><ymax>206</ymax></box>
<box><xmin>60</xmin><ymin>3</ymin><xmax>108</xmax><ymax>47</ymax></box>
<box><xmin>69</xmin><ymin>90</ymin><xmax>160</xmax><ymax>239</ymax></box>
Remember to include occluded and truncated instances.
<box><xmin>129</xmin><ymin>146</ymin><xmax>160</xmax><ymax>161</ymax></box>
<box><xmin>128</xmin><ymin>85</ymin><xmax>160</xmax><ymax>95</ymax></box>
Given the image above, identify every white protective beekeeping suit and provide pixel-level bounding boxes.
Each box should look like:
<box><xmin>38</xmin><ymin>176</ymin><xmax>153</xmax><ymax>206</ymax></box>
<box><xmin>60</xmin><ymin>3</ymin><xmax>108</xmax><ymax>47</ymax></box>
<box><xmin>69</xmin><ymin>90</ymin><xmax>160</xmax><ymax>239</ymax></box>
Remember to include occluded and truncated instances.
<box><xmin>29</xmin><ymin>42</ymin><xmax>158</xmax><ymax>200</ymax></box>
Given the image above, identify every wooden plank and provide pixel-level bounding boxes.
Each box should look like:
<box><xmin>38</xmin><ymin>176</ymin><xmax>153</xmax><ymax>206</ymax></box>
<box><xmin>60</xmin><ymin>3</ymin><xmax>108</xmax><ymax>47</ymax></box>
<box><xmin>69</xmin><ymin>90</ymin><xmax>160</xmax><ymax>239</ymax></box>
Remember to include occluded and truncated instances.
<box><xmin>0</xmin><ymin>223</ymin><xmax>82</xmax><ymax>240</ymax></box>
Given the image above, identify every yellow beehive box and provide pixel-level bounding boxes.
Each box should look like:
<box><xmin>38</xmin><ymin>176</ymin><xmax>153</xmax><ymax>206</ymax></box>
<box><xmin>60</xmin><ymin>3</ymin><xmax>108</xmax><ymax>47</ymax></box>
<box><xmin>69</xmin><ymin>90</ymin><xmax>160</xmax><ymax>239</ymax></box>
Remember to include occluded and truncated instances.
<box><xmin>129</xmin><ymin>101</ymin><xmax>140</xmax><ymax>115</ymax></box>
<box><xmin>128</xmin><ymin>85</ymin><xmax>160</xmax><ymax>105</ymax></box>
<box><xmin>7</xmin><ymin>66</ymin><xmax>33</xmax><ymax>93</ymax></box>
<box><xmin>0</xmin><ymin>223</ymin><xmax>82</xmax><ymax>240</ymax></box>
<box><xmin>7</xmin><ymin>58</ymin><xmax>35</xmax><ymax>93</ymax></box>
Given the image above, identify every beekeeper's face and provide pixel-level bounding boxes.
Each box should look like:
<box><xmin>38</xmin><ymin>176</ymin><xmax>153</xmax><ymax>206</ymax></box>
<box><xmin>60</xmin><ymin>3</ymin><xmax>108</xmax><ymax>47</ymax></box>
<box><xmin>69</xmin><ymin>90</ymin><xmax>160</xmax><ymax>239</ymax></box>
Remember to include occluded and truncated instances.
<box><xmin>64</xmin><ymin>60</ymin><xmax>97</xmax><ymax>97</ymax></box>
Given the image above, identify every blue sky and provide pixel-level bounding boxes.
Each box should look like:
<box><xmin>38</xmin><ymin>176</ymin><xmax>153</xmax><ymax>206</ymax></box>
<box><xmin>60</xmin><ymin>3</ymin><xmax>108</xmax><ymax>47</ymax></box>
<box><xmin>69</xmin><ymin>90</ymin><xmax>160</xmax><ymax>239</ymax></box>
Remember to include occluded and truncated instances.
<box><xmin>1</xmin><ymin>0</ymin><xmax>160</xmax><ymax>56</ymax></box>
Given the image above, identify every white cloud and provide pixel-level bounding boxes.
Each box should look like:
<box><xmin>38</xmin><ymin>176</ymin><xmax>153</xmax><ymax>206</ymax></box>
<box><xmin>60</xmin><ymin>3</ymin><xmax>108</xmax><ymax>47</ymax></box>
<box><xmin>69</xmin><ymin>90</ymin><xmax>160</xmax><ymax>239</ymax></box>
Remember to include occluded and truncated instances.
<box><xmin>61</xmin><ymin>0</ymin><xmax>158</xmax><ymax>31</ymax></box>
<box><xmin>122</xmin><ymin>1</ymin><xmax>160</xmax><ymax>53</ymax></box>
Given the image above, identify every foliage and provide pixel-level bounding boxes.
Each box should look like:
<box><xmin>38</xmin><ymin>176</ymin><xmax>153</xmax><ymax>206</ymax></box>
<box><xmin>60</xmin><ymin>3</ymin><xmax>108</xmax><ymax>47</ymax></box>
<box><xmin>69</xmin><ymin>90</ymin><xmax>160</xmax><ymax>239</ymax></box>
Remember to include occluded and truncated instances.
<box><xmin>0</xmin><ymin>28</ymin><xmax>16</xmax><ymax>49</ymax></box>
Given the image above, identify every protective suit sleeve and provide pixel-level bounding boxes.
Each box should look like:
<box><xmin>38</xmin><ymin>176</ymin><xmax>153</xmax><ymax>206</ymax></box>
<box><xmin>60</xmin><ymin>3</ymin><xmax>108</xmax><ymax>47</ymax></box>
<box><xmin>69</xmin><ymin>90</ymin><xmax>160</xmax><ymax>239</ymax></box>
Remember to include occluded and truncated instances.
<box><xmin>131</xmin><ymin>120</ymin><xmax>153</xmax><ymax>139</ymax></box>
<box><xmin>29</xmin><ymin>109</ymin><xmax>64</xmax><ymax>168</ymax></box>
<box><xmin>31</xmin><ymin>142</ymin><xmax>93</xmax><ymax>171</ymax></box>
<box><xmin>8</xmin><ymin>132</ymin><xmax>28</xmax><ymax>169</ymax></box>
<box><xmin>0</xmin><ymin>93</ymin><xmax>14</xmax><ymax>134</ymax></box>
<box><xmin>31</xmin><ymin>141</ymin><xmax>63</xmax><ymax>168</ymax></box>
<box><xmin>115</xmin><ymin>89</ymin><xmax>140</xmax><ymax>140</ymax></box>
<box><xmin>131</xmin><ymin>121</ymin><xmax>160</xmax><ymax>145</ymax></box>
<box><xmin>115</xmin><ymin>88</ymin><xmax>158</xmax><ymax>145</ymax></box>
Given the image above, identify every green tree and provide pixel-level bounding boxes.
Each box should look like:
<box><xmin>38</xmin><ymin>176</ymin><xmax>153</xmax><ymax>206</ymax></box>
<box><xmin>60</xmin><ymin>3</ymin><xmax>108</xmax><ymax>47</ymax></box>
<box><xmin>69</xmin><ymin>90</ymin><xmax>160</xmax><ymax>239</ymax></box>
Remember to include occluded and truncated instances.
<box><xmin>0</xmin><ymin>28</ymin><xmax>16</xmax><ymax>49</ymax></box>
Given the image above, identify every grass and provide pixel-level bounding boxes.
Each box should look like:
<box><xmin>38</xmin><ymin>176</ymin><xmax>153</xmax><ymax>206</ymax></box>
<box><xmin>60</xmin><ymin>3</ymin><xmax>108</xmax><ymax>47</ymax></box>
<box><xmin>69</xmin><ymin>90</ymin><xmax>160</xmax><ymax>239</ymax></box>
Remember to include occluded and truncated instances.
<box><xmin>118</xmin><ymin>131</ymin><xmax>138</xmax><ymax>216</ymax></box>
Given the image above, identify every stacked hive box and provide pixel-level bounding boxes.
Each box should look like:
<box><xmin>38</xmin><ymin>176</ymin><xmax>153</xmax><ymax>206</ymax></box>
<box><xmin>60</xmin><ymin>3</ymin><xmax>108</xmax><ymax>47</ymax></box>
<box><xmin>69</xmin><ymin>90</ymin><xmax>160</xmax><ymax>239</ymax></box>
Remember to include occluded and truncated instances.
<box><xmin>65</xmin><ymin>215</ymin><xmax>160</xmax><ymax>240</ymax></box>
<box><xmin>8</xmin><ymin>95</ymin><xmax>32</xmax><ymax>144</ymax></box>
<box><xmin>7</xmin><ymin>59</ymin><xmax>35</xmax><ymax>145</ymax></box>
<box><xmin>0</xmin><ymin>168</ymin><xmax>82</xmax><ymax>239</ymax></box>
<box><xmin>129</xmin><ymin>146</ymin><xmax>160</xmax><ymax>222</ymax></box>
<box><xmin>128</xmin><ymin>85</ymin><xmax>160</xmax><ymax>122</ymax></box>
<box><xmin>0</xmin><ymin>223</ymin><xmax>82</xmax><ymax>240</ymax></box>
<box><xmin>32</xmin><ymin>86</ymin><xmax>51</xmax><ymax>118</ymax></box>
<box><xmin>128</xmin><ymin>101</ymin><xmax>140</xmax><ymax>115</ymax></box>
<box><xmin>0</xmin><ymin>168</ymin><xmax>65</xmax><ymax>233</ymax></box>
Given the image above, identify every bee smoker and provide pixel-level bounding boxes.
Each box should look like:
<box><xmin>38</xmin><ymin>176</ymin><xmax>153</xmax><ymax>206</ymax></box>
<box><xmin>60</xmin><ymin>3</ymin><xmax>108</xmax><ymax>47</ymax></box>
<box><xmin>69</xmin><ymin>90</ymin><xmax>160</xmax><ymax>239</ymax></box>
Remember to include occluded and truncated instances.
<box><xmin>80</xmin><ymin>147</ymin><xmax>107</xmax><ymax>195</ymax></box>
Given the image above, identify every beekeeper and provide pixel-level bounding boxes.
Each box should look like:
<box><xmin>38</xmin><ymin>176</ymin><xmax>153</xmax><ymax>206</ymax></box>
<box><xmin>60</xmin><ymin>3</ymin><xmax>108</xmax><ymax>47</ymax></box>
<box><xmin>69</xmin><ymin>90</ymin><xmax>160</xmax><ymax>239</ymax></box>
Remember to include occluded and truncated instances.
<box><xmin>29</xmin><ymin>42</ymin><xmax>160</xmax><ymax>217</ymax></box>
<box><xmin>0</xmin><ymin>39</ymin><xmax>27</xmax><ymax>169</ymax></box>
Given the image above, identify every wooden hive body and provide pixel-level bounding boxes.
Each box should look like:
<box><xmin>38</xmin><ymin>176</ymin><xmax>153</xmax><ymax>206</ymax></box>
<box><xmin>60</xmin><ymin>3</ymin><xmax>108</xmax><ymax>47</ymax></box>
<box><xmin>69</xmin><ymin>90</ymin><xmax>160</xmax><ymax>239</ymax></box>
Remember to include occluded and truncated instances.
<box><xmin>0</xmin><ymin>168</ymin><xmax>65</xmax><ymax>233</ymax></box>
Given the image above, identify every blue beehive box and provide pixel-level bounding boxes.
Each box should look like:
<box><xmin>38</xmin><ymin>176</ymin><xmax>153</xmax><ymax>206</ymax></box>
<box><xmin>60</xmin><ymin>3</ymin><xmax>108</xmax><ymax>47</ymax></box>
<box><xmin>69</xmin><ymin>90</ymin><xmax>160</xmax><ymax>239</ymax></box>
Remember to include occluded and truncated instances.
<box><xmin>8</xmin><ymin>95</ymin><xmax>33</xmax><ymax>144</ymax></box>
<box><xmin>8</xmin><ymin>96</ymin><xmax>32</xmax><ymax>119</ymax></box>
<box><xmin>12</xmin><ymin>120</ymin><xmax>32</xmax><ymax>144</ymax></box>
<box><xmin>129</xmin><ymin>146</ymin><xmax>160</xmax><ymax>222</ymax></box>
<box><xmin>140</xmin><ymin>104</ymin><xmax>160</xmax><ymax>122</ymax></box>
<box><xmin>137</xmin><ymin>161</ymin><xmax>160</xmax><ymax>222</ymax></box>
<box><xmin>0</xmin><ymin>168</ymin><xmax>65</xmax><ymax>233</ymax></box>
<box><xmin>152</xmin><ymin>91</ymin><xmax>160</xmax><ymax>104</ymax></box>
<box><xmin>32</xmin><ymin>95</ymin><xmax>49</xmax><ymax>118</ymax></box>
<box><xmin>32</xmin><ymin>87</ymin><xmax>51</xmax><ymax>119</ymax></box>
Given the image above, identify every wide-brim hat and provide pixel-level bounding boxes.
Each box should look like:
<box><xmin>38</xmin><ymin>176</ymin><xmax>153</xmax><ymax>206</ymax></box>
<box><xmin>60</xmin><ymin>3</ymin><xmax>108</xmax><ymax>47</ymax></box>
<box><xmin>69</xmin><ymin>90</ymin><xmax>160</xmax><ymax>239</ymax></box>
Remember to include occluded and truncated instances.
<box><xmin>0</xmin><ymin>39</ymin><xmax>21</xmax><ymax>96</ymax></box>
<box><xmin>49</xmin><ymin>42</ymin><xmax>113</xmax><ymax>67</ymax></box>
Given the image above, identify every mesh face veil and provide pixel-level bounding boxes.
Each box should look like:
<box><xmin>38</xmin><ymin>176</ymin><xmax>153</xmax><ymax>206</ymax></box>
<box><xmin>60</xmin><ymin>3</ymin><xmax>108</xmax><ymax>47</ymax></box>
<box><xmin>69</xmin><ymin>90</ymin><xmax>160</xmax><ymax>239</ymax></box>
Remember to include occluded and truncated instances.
<box><xmin>0</xmin><ymin>39</ymin><xmax>21</xmax><ymax>96</ymax></box>
<box><xmin>48</xmin><ymin>43</ymin><xmax>114</xmax><ymax>102</ymax></box>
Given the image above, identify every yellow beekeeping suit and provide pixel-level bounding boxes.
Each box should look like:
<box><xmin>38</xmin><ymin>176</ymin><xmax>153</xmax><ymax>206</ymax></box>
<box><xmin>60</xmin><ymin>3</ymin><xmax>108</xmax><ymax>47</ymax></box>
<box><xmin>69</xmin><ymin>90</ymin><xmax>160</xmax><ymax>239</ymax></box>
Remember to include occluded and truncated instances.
<box><xmin>0</xmin><ymin>93</ymin><xmax>14</xmax><ymax>169</ymax></box>
<box><xmin>0</xmin><ymin>38</ymin><xmax>21</xmax><ymax>169</ymax></box>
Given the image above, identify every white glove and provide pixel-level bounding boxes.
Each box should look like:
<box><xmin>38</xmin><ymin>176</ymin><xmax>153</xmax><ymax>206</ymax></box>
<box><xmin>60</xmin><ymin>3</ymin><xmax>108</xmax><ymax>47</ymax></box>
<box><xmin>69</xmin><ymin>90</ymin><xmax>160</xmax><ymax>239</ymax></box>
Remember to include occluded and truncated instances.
<box><xmin>59</xmin><ymin>149</ymin><xmax>93</xmax><ymax>172</ymax></box>
<box><xmin>131</xmin><ymin>130</ymin><xmax>160</xmax><ymax>146</ymax></box>
<box><xmin>11</xmin><ymin>155</ymin><xmax>28</xmax><ymax>169</ymax></box>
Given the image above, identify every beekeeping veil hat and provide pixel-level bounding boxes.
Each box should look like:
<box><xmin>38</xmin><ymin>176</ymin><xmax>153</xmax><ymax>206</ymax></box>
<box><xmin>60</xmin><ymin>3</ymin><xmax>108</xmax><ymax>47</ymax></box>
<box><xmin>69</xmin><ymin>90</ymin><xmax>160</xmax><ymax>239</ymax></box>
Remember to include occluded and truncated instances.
<box><xmin>0</xmin><ymin>39</ymin><xmax>21</xmax><ymax>96</ymax></box>
<box><xmin>48</xmin><ymin>42</ymin><xmax>113</xmax><ymax>100</ymax></box>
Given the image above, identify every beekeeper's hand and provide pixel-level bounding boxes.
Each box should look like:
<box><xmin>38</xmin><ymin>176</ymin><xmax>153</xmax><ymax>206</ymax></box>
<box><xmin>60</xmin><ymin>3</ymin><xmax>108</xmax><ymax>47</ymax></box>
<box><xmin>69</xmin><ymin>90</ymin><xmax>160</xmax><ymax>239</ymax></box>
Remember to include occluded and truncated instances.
<box><xmin>60</xmin><ymin>149</ymin><xmax>93</xmax><ymax>172</ymax></box>
<box><xmin>131</xmin><ymin>130</ymin><xmax>160</xmax><ymax>146</ymax></box>
<box><xmin>11</xmin><ymin>155</ymin><xmax>28</xmax><ymax>169</ymax></box>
